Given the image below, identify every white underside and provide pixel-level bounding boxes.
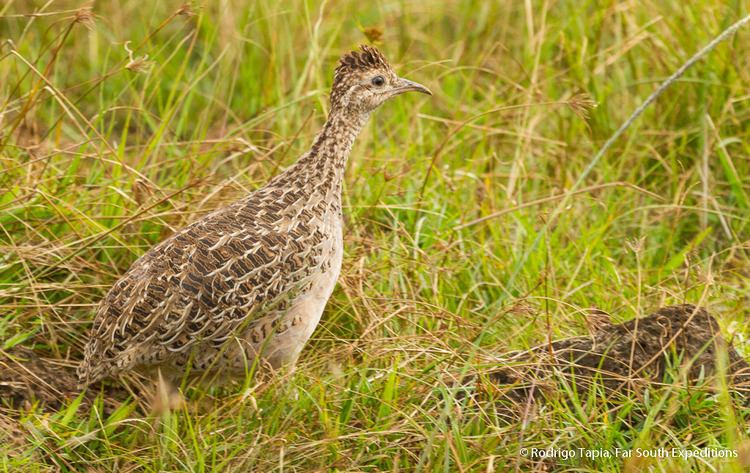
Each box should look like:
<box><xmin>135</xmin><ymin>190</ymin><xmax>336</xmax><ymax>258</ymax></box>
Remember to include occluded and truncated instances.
<box><xmin>263</xmin><ymin>214</ymin><xmax>343</xmax><ymax>368</ymax></box>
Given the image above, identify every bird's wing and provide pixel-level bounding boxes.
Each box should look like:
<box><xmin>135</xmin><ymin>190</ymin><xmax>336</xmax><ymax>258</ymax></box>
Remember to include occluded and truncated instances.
<box><xmin>78</xmin><ymin>198</ymin><xmax>323</xmax><ymax>384</ymax></box>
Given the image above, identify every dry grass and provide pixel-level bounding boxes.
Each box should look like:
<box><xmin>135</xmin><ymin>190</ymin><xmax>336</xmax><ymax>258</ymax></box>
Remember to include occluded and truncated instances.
<box><xmin>2</xmin><ymin>0</ymin><xmax>750</xmax><ymax>471</ymax></box>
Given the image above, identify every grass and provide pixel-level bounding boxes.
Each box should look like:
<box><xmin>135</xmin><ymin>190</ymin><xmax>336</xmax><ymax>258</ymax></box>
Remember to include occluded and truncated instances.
<box><xmin>2</xmin><ymin>0</ymin><xmax>750</xmax><ymax>471</ymax></box>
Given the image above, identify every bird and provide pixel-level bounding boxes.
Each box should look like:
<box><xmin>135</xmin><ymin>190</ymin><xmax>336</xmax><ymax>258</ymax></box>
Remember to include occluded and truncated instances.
<box><xmin>479</xmin><ymin>305</ymin><xmax>750</xmax><ymax>407</ymax></box>
<box><xmin>77</xmin><ymin>45</ymin><xmax>431</xmax><ymax>398</ymax></box>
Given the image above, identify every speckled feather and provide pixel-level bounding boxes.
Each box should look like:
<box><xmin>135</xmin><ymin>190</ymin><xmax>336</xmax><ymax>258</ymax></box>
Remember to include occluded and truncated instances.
<box><xmin>77</xmin><ymin>45</ymin><xmax>401</xmax><ymax>386</ymax></box>
<box><xmin>484</xmin><ymin>305</ymin><xmax>750</xmax><ymax>403</ymax></box>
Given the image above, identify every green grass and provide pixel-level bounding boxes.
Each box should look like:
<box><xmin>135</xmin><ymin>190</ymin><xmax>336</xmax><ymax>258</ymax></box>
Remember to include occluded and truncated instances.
<box><xmin>2</xmin><ymin>0</ymin><xmax>750</xmax><ymax>471</ymax></box>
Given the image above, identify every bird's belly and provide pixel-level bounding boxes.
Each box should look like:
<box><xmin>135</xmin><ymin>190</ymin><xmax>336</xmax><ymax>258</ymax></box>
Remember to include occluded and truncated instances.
<box><xmin>183</xmin><ymin>215</ymin><xmax>343</xmax><ymax>378</ymax></box>
<box><xmin>252</xmin><ymin>215</ymin><xmax>343</xmax><ymax>369</ymax></box>
<box><xmin>266</xmin><ymin>253</ymin><xmax>341</xmax><ymax>366</ymax></box>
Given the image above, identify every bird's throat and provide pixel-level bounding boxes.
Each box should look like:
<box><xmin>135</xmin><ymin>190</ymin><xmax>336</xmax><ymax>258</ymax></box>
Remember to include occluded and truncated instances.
<box><xmin>296</xmin><ymin>108</ymin><xmax>370</xmax><ymax>198</ymax></box>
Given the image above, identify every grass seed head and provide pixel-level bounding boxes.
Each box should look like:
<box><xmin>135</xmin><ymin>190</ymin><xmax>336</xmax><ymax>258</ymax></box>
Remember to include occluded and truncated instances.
<box><xmin>73</xmin><ymin>8</ymin><xmax>96</xmax><ymax>31</ymax></box>
<box><xmin>124</xmin><ymin>41</ymin><xmax>152</xmax><ymax>74</ymax></box>
<box><xmin>176</xmin><ymin>3</ymin><xmax>197</xmax><ymax>17</ymax></box>
<box><xmin>566</xmin><ymin>91</ymin><xmax>597</xmax><ymax>120</ymax></box>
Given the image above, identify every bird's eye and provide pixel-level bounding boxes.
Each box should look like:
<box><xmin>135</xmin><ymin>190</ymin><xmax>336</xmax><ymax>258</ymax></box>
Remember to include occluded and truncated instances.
<box><xmin>371</xmin><ymin>75</ymin><xmax>385</xmax><ymax>87</ymax></box>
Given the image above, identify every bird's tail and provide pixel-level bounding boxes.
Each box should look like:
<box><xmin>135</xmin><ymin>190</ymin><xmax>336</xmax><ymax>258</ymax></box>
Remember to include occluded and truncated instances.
<box><xmin>76</xmin><ymin>341</ymin><xmax>108</xmax><ymax>389</ymax></box>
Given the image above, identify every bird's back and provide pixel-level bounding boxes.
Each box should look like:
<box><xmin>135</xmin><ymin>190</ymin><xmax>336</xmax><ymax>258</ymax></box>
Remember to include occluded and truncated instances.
<box><xmin>78</xmin><ymin>181</ymin><xmax>337</xmax><ymax>385</ymax></box>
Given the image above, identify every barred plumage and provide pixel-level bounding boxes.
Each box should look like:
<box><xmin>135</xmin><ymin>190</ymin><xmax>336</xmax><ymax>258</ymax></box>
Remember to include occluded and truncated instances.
<box><xmin>77</xmin><ymin>45</ymin><xmax>431</xmax><ymax>387</ymax></box>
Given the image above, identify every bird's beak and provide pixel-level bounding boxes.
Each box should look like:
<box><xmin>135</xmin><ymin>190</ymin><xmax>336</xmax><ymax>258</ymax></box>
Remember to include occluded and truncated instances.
<box><xmin>392</xmin><ymin>77</ymin><xmax>432</xmax><ymax>96</ymax></box>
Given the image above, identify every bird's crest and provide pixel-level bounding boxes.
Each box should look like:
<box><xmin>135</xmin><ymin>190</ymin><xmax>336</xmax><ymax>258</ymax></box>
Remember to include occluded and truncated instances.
<box><xmin>334</xmin><ymin>45</ymin><xmax>392</xmax><ymax>80</ymax></box>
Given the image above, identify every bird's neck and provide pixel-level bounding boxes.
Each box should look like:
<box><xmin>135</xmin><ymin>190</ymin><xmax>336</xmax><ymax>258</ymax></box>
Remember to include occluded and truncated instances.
<box><xmin>293</xmin><ymin>108</ymin><xmax>369</xmax><ymax>198</ymax></box>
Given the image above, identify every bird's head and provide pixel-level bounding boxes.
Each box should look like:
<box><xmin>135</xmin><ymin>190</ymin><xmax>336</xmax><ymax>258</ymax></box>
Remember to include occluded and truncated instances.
<box><xmin>330</xmin><ymin>45</ymin><xmax>431</xmax><ymax>115</ymax></box>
